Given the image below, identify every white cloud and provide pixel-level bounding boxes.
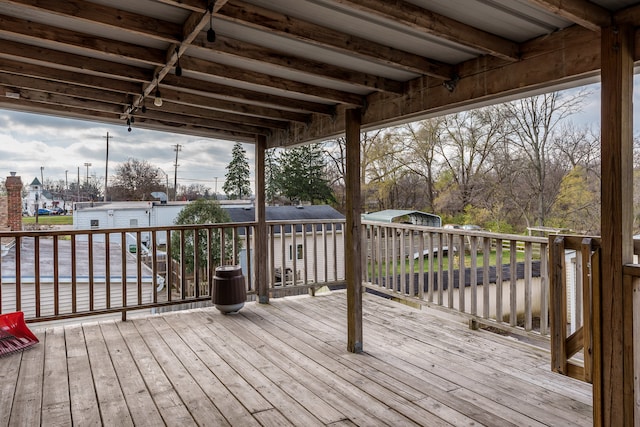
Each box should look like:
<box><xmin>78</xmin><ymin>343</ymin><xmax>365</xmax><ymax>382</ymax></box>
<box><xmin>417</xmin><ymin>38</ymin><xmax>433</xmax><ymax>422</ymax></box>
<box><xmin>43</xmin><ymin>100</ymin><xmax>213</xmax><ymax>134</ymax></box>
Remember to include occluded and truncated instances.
<box><xmin>0</xmin><ymin>110</ymin><xmax>255</xmax><ymax>193</ymax></box>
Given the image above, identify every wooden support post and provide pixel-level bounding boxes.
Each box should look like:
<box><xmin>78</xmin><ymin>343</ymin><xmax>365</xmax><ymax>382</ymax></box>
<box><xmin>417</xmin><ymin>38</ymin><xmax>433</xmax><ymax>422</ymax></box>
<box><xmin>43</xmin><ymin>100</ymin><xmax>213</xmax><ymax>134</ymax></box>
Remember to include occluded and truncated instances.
<box><xmin>255</xmin><ymin>135</ymin><xmax>269</xmax><ymax>304</ymax></box>
<box><xmin>345</xmin><ymin>108</ymin><xmax>363</xmax><ymax>353</ymax></box>
<box><xmin>598</xmin><ymin>24</ymin><xmax>634</xmax><ymax>427</ymax></box>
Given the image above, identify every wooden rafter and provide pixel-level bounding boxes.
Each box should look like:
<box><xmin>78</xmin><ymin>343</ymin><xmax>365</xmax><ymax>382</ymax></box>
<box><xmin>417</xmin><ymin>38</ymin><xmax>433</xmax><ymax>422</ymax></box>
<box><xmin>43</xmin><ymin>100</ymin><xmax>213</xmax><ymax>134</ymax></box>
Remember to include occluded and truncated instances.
<box><xmin>332</xmin><ymin>0</ymin><xmax>521</xmax><ymax>61</ymax></box>
<box><xmin>525</xmin><ymin>0</ymin><xmax>611</xmax><ymax>31</ymax></box>
<box><xmin>216</xmin><ymin>0</ymin><xmax>454</xmax><ymax>79</ymax></box>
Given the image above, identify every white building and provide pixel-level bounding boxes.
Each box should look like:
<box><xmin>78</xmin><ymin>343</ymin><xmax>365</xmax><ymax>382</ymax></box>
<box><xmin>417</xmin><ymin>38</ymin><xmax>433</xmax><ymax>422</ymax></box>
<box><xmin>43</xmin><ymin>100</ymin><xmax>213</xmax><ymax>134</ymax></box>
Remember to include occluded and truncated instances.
<box><xmin>73</xmin><ymin>201</ymin><xmax>346</xmax><ymax>285</ymax></box>
<box><xmin>23</xmin><ymin>177</ymin><xmax>59</xmax><ymax>215</ymax></box>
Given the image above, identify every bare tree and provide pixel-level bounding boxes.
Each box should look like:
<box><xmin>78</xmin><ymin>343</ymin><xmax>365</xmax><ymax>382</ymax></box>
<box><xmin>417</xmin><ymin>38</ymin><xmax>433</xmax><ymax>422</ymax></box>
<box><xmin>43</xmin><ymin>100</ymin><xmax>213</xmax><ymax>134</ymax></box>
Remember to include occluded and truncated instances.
<box><xmin>433</xmin><ymin>108</ymin><xmax>503</xmax><ymax>215</ymax></box>
<box><xmin>110</xmin><ymin>158</ymin><xmax>163</xmax><ymax>201</ymax></box>
<box><xmin>397</xmin><ymin>119</ymin><xmax>444</xmax><ymax>212</ymax></box>
<box><xmin>500</xmin><ymin>91</ymin><xmax>589</xmax><ymax>226</ymax></box>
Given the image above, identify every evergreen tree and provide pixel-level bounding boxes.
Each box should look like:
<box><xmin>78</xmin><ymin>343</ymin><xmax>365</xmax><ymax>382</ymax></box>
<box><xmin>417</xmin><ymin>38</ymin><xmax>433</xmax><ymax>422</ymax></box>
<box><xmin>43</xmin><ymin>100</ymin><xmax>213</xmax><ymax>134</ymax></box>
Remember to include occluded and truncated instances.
<box><xmin>277</xmin><ymin>144</ymin><xmax>335</xmax><ymax>204</ymax></box>
<box><xmin>223</xmin><ymin>142</ymin><xmax>251</xmax><ymax>199</ymax></box>
<box><xmin>171</xmin><ymin>199</ymin><xmax>235</xmax><ymax>273</ymax></box>
<box><xmin>265</xmin><ymin>148</ymin><xmax>281</xmax><ymax>204</ymax></box>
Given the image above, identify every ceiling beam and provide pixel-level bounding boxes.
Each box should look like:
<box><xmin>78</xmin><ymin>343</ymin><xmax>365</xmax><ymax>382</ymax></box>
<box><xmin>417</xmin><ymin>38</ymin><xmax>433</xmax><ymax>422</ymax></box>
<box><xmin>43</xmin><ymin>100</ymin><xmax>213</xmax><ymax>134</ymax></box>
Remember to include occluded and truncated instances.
<box><xmin>182</xmin><ymin>56</ymin><xmax>365</xmax><ymax>107</ymax></box>
<box><xmin>191</xmin><ymin>35</ymin><xmax>405</xmax><ymax>94</ymax></box>
<box><xmin>3</xmin><ymin>0</ymin><xmax>183</xmax><ymax>42</ymax></box>
<box><xmin>0</xmin><ymin>73</ymin><xmax>130</xmax><ymax>105</ymax></box>
<box><xmin>217</xmin><ymin>0</ymin><xmax>454</xmax><ymax>79</ymax></box>
<box><xmin>0</xmin><ymin>14</ymin><xmax>166</xmax><ymax>66</ymax></box>
<box><xmin>161</xmin><ymin>74</ymin><xmax>337</xmax><ymax>115</ymax></box>
<box><xmin>0</xmin><ymin>40</ymin><xmax>152</xmax><ymax>82</ymax></box>
<box><xmin>0</xmin><ymin>58</ymin><xmax>143</xmax><ymax>94</ymax></box>
<box><xmin>333</xmin><ymin>0</ymin><xmax>520</xmax><ymax>61</ymax></box>
<box><xmin>158</xmin><ymin>87</ymin><xmax>314</xmax><ymax>123</ymax></box>
<box><xmin>137</xmin><ymin>109</ymin><xmax>269</xmax><ymax>136</ymax></box>
<box><xmin>146</xmin><ymin>100</ymin><xmax>290</xmax><ymax>130</ymax></box>
<box><xmin>524</xmin><ymin>0</ymin><xmax>611</xmax><ymax>31</ymax></box>
<box><xmin>276</xmin><ymin>25</ymin><xmax>605</xmax><ymax>146</ymax></box>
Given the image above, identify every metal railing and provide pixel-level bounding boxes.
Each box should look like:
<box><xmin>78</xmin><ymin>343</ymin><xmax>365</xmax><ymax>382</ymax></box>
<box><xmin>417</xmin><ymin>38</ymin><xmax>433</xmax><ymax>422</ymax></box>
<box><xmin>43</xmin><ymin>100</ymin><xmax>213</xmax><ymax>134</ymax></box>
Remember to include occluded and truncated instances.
<box><xmin>0</xmin><ymin>219</ymin><xmax>346</xmax><ymax>322</ymax></box>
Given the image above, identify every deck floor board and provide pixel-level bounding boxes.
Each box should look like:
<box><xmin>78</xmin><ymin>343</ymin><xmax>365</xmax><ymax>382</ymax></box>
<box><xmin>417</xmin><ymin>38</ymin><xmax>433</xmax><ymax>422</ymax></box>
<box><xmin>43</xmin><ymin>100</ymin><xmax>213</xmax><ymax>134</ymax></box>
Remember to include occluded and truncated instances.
<box><xmin>1</xmin><ymin>291</ymin><xmax>593</xmax><ymax>426</ymax></box>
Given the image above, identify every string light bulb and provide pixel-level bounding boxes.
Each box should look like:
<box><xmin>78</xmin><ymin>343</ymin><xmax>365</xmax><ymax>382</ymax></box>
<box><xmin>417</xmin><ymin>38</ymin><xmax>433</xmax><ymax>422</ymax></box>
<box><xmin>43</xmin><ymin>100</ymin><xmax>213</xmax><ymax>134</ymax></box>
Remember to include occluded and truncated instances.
<box><xmin>207</xmin><ymin>1</ymin><xmax>216</xmax><ymax>42</ymax></box>
<box><xmin>154</xmin><ymin>87</ymin><xmax>163</xmax><ymax>107</ymax></box>
<box><xmin>175</xmin><ymin>49</ymin><xmax>182</xmax><ymax>76</ymax></box>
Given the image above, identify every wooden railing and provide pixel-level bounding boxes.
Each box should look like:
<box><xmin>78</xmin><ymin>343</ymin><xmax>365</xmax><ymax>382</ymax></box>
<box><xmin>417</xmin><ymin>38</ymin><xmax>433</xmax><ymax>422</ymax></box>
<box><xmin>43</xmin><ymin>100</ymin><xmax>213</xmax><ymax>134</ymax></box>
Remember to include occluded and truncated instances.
<box><xmin>362</xmin><ymin>221</ymin><xmax>549</xmax><ymax>336</ymax></box>
<box><xmin>549</xmin><ymin>235</ymin><xmax>599</xmax><ymax>382</ymax></box>
<box><xmin>550</xmin><ymin>235</ymin><xmax>640</xmax><ymax>385</ymax></box>
<box><xmin>0</xmin><ymin>219</ymin><xmax>346</xmax><ymax>323</ymax></box>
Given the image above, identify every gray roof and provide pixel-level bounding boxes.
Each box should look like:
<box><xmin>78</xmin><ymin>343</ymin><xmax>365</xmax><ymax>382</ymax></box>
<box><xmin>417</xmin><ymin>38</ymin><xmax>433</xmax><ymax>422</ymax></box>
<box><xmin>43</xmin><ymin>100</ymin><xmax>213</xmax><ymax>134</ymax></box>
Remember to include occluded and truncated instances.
<box><xmin>226</xmin><ymin>205</ymin><xmax>344</xmax><ymax>223</ymax></box>
<box><xmin>362</xmin><ymin>209</ymin><xmax>441</xmax><ymax>227</ymax></box>
<box><xmin>226</xmin><ymin>205</ymin><xmax>344</xmax><ymax>235</ymax></box>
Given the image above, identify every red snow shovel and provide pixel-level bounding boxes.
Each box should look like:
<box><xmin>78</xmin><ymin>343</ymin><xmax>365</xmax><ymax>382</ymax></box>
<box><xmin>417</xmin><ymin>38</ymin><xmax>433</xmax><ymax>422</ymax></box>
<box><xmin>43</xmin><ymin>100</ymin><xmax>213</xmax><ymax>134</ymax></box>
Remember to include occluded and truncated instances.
<box><xmin>0</xmin><ymin>312</ymin><xmax>39</xmax><ymax>357</ymax></box>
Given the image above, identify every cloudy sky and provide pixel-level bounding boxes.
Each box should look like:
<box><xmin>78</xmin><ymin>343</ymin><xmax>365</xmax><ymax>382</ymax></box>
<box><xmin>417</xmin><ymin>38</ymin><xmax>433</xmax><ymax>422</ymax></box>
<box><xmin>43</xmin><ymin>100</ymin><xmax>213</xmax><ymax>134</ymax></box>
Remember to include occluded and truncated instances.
<box><xmin>0</xmin><ymin>109</ymin><xmax>255</xmax><ymax>194</ymax></box>
<box><xmin>0</xmin><ymin>78</ymin><xmax>636</xmax><ymax>196</ymax></box>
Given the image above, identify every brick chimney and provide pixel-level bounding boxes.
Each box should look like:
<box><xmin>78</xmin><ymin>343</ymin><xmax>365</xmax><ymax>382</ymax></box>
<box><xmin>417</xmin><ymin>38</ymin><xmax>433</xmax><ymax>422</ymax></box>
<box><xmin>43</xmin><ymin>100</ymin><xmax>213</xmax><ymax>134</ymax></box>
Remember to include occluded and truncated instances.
<box><xmin>5</xmin><ymin>173</ymin><xmax>22</xmax><ymax>231</ymax></box>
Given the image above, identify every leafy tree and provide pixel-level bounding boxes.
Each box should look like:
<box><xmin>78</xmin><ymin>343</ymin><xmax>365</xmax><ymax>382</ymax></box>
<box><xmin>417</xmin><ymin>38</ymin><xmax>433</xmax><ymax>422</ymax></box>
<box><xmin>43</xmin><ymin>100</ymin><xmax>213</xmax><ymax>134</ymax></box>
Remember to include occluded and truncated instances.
<box><xmin>110</xmin><ymin>158</ymin><xmax>163</xmax><ymax>201</ymax></box>
<box><xmin>223</xmin><ymin>142</ymin><xmax>251</xmax><ymax>199</ymax></box>
<box><xmin>549</xmin><ymin>165</ymin><xmax>599</xmax><ymax>233</ymax></box>
<box><xmin>277</xmin><ymin>144</ymin><xmax>335</xmax><ymax>204</ymax></box>
<box><xmin>170</xmin><ymin>199</ymin><xmax>235</xmax><ymax>273</ymax></box>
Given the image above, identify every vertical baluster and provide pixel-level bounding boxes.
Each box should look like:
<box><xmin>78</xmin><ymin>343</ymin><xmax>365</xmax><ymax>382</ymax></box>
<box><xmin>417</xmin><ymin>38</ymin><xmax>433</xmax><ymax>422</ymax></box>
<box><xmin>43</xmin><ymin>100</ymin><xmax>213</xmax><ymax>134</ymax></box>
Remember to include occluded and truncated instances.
<box><xmin>121</xmin><ymin>231</ymin><xmax>127</xmax><ymax>321</ymax></box>
<box><xmin>510</xmin><ymin>240</ymin><xmax>517</xmax><ymax>327</ymax></box>
<box><xmin>524</xmin><ymin>241</ymin><xmax>533</xmax><ymax>331</ymax></box>
<box><xmin>88</xmin><ymin>233</ymin><xmax>94</xmax><ymax>311</ymax></box>
<box><xmin>166</xmin><ymin>230</ymin><xmax>172</xmax><ymax>302</ymax></box>
<box><xmin>437</xmin><ymin>233</ymin><xmax>443</xmax><ymax>305</ymax></box>
<box><xmin>34</xmin><ymin>235</ymin><xmax>40</xmax><ymax>317</ymax></box>
<box><xmin>447</xmin><ymin>233</ymin><xmax>454</xmax><ymax>309</ymax></box>
<box><xmin>458</xmin><ymin>233</ymin><xmax>465</xmax><ymax>313</ymax></box>
<box><xmin>151</xmin><ymin>229</ymin><xmax>158</xmax><ymax>304</ymax></box>
<box><xmin>105</xmin><ymin>232</ymin><xmax>111</xmax><ymax>309</ymax></box>
<box><xmin>470</xmin><ymin>235</ymin><xmax>477</xmax><ymax>317</ymax></box>
<box><xmin>539</xmin><ymin>242</ymin><xmax>549</xmax><ymax>335</ymax></box>
<box><xmin>483</xmin><ymin>237</ymin><xmax>491</xmax><ymax>319</ymax></box>
<box><xmin>192</xmin><ymin>227</ymin><xmax>199</xmax><ymax>299</ymax></box>
<box><xmin>53</xmin><ymin>234</ymin><xmax>59</xmax><ymax>316</ymax></box>
<box><xmin>15</xmin><ymin>235</ymin><xmax>21</xmax><ymax>312</ymax></box>
<box><xmin>495</xmin><ymin>239</ymin><xmax>503</xmax><ymax>324</ymax></box>
<box><xmin>136</xmin><ymin>230</ymin><xmax>143</xmax><ymax>304</ymax></box>
<box><xmin>71</xmin><ymin>234</ymin><xmax>76</xmax><ymax>313</ymax></box>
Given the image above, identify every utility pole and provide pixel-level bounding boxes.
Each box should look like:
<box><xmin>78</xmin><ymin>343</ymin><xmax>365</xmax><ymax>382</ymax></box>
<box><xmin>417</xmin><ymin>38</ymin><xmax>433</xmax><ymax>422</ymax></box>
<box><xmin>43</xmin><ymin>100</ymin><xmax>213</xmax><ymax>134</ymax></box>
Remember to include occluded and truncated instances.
<box><xmin>84</xmin><ymin>162</ymin><xmax>91</xmax><ymax>185</ymax></box>
<box><xmin>40</xmin><ymin>166</ymin><xmax>44</xmax><ymax>187</ymax></box>
<box><xmin>173</xmin><ymin>144</ymin><xmax>182</xmax><ymax>201</ymax></box>
<box><xmin>103</xmin><ymin>132</ymin><xmax>111</xmax><ymax>202</ymax></box>
<box><xmin>77</xmin><ymin>166</ymin><xmax>80</xmax><ymax>202</ymax></box>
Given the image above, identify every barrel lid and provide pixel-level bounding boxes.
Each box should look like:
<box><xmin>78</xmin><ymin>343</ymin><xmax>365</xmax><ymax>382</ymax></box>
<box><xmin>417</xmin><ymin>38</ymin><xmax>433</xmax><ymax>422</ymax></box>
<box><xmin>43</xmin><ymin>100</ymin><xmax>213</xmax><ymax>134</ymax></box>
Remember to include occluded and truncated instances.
<box><xmin>216</xmin><ymin>265</ymin><xmax>241</xmax><ymax>272</ymax></box>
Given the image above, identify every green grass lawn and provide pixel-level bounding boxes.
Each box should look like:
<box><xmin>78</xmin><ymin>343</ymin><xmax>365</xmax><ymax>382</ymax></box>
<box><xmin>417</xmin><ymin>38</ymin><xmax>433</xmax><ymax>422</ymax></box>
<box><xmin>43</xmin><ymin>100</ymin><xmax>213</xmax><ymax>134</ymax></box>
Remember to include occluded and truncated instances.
<box><xmin>369</xmin><ymin>249</ymin><xmax>531</xmax><ymax>275</ymax></box>
<box><xmin>22</xmin><ymin>215</ymin><xmax>73</xmax><ymax>225</ymax></box>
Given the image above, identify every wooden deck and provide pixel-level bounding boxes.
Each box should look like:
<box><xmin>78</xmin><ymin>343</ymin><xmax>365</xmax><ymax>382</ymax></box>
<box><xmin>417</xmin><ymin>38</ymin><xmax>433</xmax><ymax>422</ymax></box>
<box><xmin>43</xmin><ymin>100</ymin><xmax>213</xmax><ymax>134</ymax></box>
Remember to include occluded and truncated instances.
<box><xmin>1</xmin><ymin>291</ymin><xmax>592</xmax><ymax>426</ymax></box>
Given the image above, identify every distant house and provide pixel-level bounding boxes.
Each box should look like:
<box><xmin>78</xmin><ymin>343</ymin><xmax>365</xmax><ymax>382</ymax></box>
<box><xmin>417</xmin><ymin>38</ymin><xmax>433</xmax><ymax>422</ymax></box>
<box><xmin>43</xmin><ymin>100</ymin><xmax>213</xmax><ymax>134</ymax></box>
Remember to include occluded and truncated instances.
<box><xmin>72</xmin><ymin>201</ymin><xmax>346</xmax><ymax>284</ymax></box>
<box><xmin>24</xmin><ymin>177</ymin><xmax>58</xmax><ymax>215</ymax></box>
<box><xmin>225</xmin><ymin>205</ymin><xmax>345</xmax><ymax>285</ymax></box>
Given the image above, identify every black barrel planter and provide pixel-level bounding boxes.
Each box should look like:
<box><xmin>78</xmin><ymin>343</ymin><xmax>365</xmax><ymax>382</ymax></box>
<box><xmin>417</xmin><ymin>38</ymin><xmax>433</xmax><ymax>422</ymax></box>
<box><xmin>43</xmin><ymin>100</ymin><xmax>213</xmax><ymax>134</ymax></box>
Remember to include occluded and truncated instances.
<box><xmin>212</xmin><ymin>265</ymin><xmax>246</xmax><ymax>314</ymax></box>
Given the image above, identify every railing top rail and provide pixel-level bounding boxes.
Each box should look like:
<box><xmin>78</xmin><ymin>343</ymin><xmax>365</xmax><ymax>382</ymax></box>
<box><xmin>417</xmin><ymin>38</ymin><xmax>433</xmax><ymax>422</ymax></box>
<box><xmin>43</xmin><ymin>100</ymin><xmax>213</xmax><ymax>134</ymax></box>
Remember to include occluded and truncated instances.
<box><xmin>1</xmin><ymin>219</ymin><xmax>349</xmax><ymax>238</ymax></box>
<box><xmin>361</xmin><ymin>220</ymin><xmax>548</xmax><ymax>244</ymax></box>
<box><xmin>549</xmin><ymin>234</ymin><xmax>601</xmax><ymax>251</ymax></box>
